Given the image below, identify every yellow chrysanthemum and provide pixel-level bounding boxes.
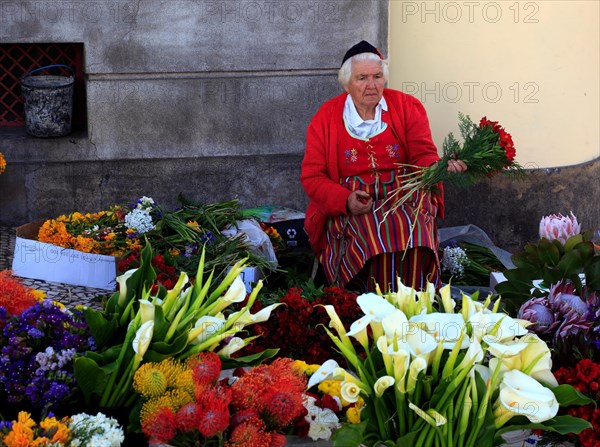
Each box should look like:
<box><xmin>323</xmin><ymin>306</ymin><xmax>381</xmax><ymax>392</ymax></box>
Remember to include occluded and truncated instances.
<box><xmin>140</xmin><ymin>389</ymin><xmax>193</xmax><ymax>426</ymax></box>
<box><xmin>346</xmin><ymin>406</ymin><xmax>362</xmax><ymax>424</ymax></box>
<box><xmin>293</xmin><ymin>360</ymin><xmax>321</xmax><ymax>376</ymax></box>
<box><xmin>17</xmin><ymin>412</ymin><xmax>36</xmax><ymax>429</ymax></box>
<box><xmin>31</xmin><ymin>290</ymin><xmax>46</xmax><ymax>301</ymax></box>
<box><xmin>74</xmin><ymin>235</ymin><xmax>96</xmax><ymax>253</ymax></box>
<box><xmin>39</xmin><ymin>417</ymin><xmax>70</xmax><ymax>444</ymax></box>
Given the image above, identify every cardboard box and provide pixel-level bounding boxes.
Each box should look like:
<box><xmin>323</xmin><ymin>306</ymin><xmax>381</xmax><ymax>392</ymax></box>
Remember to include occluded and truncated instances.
<box><xmin>11</xmin><ymin>221</ymin><xmax>117</xmax><ymax>290</ymax></box>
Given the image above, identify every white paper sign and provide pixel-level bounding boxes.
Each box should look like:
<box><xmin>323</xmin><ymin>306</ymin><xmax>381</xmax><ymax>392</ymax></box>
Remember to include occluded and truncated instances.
<box><xmin>12</xmin><ymin>237</ymin><xmax>117</xmax><ymax>290</ymax></box>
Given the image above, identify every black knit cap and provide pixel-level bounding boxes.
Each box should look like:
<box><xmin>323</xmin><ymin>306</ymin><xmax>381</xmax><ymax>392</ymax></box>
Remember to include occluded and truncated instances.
<box><xmin>341</xmin><ymin>40</ymin><xmax>383</xmax><ymax>66</ymax></box>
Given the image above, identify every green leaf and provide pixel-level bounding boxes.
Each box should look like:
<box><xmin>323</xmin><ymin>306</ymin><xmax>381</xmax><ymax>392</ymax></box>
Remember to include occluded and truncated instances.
<box><xmin>584</xmin><ymin>257</ymin><xmax>600</xmax><ymax>291</ymax></box>
<box><xmin>82</xmin><ymin>345</ymin><xmax>124</xmax><ymax>365</ymax></box>
<box><xmin>83</xmin><ymin>308</ymin><xmax>119</xmax><ymax>349</ymax></box>
<box><xmin>220</xmin><ymin>348</ymin><xmax>280</xmax><ymax>369</ymax></box>
<box><xmin>552</xmin><ymin>384</ymin><xmax>595</xmax><ymax>406</ymax></box>
<box><xmin>494</xmin><ymin>415</ymin><xmax>592</xmax><ymax>442</ymax></box>
<box><xmin>537</xmin><ymin>239</ymin><xmax>562</xmax><ymax>266</ymax></box>
<box><xmin>557</xmin><ymin>250</ymin><xmax>584</xmax><ymax>277</ymax></box>
<box><xmin>73</xmin><ymin>356</ymin><xmax>112</xmax><ymax>405</ymax></box>
<box><xmin>564</xmin><ymin>234</ymin><xmax>584</xmax><ymax>252</ymax></box>
<box><xmin>332</xmin><ymin>421</ymin><xmax>367</xmax><ymax>447</ymax></box>
<box><xmin>145</xmin><ymin>330</ymin><xmax>190</xmax><ymax>360</ymax></box>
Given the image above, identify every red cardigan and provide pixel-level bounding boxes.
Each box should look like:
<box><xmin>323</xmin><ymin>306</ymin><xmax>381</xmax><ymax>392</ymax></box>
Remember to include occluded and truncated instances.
<box><xmin>300</xmin><ymin>89</ymin><xmax>443</xmax><ymax>255</ymax></box>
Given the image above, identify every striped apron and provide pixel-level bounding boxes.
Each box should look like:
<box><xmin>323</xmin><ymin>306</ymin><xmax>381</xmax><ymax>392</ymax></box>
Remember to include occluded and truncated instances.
<box><xmin>320</xmin><ymin>122</ymin><xmax>440</xmax><ymax>292</ymax></box>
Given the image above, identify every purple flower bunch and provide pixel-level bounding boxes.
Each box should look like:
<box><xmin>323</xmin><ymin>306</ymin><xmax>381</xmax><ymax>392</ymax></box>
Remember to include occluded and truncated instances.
<box><xmin>518</xmin><ymin>281</ymin><xmax>599</xmax><ymax>365</ymax></box>
<box><xmin>0</xmin><ymin>300</ymin><xmax>95</xmax><ymax>413</ymax></box>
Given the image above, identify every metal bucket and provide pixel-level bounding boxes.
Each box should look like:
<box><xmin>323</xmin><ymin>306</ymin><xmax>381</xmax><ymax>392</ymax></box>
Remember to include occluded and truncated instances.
<box><xmin>21</xmin><ymin>64</ymin><xmax>74</xmax><ymax>138</ymax></box>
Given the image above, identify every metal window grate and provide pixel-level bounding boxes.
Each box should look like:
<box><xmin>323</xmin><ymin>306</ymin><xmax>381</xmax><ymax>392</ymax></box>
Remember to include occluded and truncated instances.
<box><xmin>0</xmin><ymin>43</ymin><xmax>84</xmax><ymax>128</ymax></box>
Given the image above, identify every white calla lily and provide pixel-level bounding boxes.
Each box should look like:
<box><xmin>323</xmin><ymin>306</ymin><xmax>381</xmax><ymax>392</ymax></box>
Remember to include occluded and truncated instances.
<box><xmin>410</xmin><ymin>313</ymin><xmax>468</xmax><ymax>350</ymax></box>
<box><xmin>230</xmin><ymin>303</ymin><xmax>284</xmax><ymax>328</ymax></box>
<box><xmin>438</xmin><ymin>284</ymin><xmax>455</xmax><ymax>313</ymax></box>
<box><xmin>374</xmin><ymin>376</ymin><xmax>395</xmax><ymax>398</ymax></box>
<box><xmin>132</xmin><ymin>320</ymin><xmax>154</xmax><ymax>362</ymax></box>
<box><xmin>188</xmin><ymin>315</ymin><xmax>225</xmax><ymax>344</ymax></box>
<box><xmin>211</xmin><ymin>275</ymin><xmax>247</xmax><ymax>314</ymax></box>
<box><xmin>340</xmin><ymin>381</ymin><xmax>363</xmax><ymax>403</ymax></box>
<box><xmin>494</xmin><ymin>369</ymin><xmax>559</xmax><ymax>426</ymax></box>
<box><xmin>381</xmin><ymin>309</ymin><xmax>409</xmax><ymax>341</ymax></box>
<box><xmin>469</xmin><ymin>311</ymin><xmax>527</xmax><ymax>343</ymax></box>
<box><xmin>347</xmin><ymin>315</ymin><xmax>375</xmax><ymax>350</ymax></box>
<box><xmin>406</xmin><ymin>357</ymin><xmax>428</xmax><ymax>394</ymax></box>
<box><xmin>357</xmin><ymin>293</ymin><xmax>397</xmax><ymax>339</ymax></box>
<box><xmin>488</xmin><ymin>333</ymin><xmax>558</xmax><ymax>387</ymax></box>
<box><xmin>307</xmin><ymin>359</ymin><xmax>340</xmax><ymax>389</ymax></box>
<box><xmin>116</xmin><ymin>268</ymin><xmax>136</xmax><ymax>307</ymax></box>
<box><xmin>217</xmin><ymin>336</ymin><xmax>247</xmax><ymax>357</ymax></box>
<box><xmin>138</xmin><ymin>299</ymin><xmax>155</xmax><ymax>324</ymax></box>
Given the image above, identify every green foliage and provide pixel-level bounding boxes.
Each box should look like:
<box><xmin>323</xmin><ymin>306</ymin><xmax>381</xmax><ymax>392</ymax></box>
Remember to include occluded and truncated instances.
<box><xmin>495</xmin><ymin>231</ymin><xmax>600</xmax><ymax>314</ymax></box>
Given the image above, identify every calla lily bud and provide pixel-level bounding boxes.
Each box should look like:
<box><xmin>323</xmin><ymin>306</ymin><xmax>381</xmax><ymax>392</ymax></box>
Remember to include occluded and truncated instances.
<box><xmin>133</xmin><ymin>320</ymin><xmax>154</xmax><ymax>362</ymax></box>
<box><xmin>138</xmin><ymin>299</ymin><xmax>155</xmax><ymax>325</ymax></box>
<box><xmin>374</xmin><ymin>376</ymin><xmax>395</xmax><ymax>398</ymax></box>
<box><xmin>116</xmin><ymin>268</ymin><xmax>136</xmax><ymax>307</ymax></box>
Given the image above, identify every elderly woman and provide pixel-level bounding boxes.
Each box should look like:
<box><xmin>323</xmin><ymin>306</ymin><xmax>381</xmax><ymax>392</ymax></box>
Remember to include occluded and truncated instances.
<box><xmin>301</xmin><ymin>41</ymin><xmax>466</xmax><ymax>292</ymax></box>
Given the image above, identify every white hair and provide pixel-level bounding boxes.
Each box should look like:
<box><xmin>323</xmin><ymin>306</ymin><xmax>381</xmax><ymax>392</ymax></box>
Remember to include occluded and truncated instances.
<box><xmin>338</xmin><ymin>52</ymin><xmax>389</xmax><ymax>87</ymax></box>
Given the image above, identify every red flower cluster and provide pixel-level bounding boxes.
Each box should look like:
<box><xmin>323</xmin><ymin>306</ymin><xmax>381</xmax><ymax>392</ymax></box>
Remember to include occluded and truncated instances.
<box><xmin>140</xmin><ymin>354</ymin><xmax>306</xmax><ymax>447</ymax></box>
<box><xmin>0</xmin><ymin>270</ymin><xmax>39</xmax><ymax>315</ymax></box>
<box><xmin>554</xmin><ymin>358</ymin><xmax>600</xmax><ymax>447</ymax></box>
<box><xmin>241</xmin><ymin>286</ymin><xmax>362</xmax><ymax>365</ymax></box>
<box><xmin>117</xmin><ymin>252</ymin><xmax>178</xmax><ymax>292</ymax></box>
<box><xmin>480</xmin><ymin>116</ymin><xmax>516</xmax><ymax>164</ymax></box>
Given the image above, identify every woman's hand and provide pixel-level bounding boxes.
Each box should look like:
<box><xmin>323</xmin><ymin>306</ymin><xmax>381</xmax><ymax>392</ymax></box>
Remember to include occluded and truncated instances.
<box><xmin>347</xmin><ymin>190</ymin><xmax>373</xmax><ymax>215</ymax></box>
<box><xmin>447</xmin><ymin>158</ymin><xmax>468</xmax><ymax>173</ymax></box>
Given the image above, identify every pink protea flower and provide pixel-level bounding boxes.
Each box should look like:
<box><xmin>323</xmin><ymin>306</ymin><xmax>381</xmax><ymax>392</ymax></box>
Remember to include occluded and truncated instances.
<box><xmin>539</xmin><ymin>212</ymin><xmax>581</xmax><ymax>245</ymax></box>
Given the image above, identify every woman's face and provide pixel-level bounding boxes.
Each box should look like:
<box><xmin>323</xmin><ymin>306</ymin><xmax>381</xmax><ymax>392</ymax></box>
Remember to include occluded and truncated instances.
<box><xmin>345</xmin><ymin>58</ymin><xmax>386</xmax><ymax>115</ymax></box>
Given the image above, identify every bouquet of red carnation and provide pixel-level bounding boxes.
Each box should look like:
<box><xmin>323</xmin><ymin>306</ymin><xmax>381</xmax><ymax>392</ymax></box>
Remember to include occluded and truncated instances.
<box><xmin>378</xmin><ymin>113</ymin><xmax>524</xmax><ymax>218</ymax></box>
<box><xmin>537</xmin><ymin>358</ymin><xmax>600</xmax><ymax>447</ymax></box>
<box><xmin>239</xmin><ymin>285</ymin><xmax>361</xmax><ymax>365</ymax></box>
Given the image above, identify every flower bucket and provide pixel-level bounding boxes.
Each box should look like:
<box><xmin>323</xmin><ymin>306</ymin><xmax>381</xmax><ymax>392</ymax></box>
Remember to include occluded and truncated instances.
<box><xmin>20</xmin><ymin>64</ymin><xmax>74</xmax><ymax>137</ymax></box>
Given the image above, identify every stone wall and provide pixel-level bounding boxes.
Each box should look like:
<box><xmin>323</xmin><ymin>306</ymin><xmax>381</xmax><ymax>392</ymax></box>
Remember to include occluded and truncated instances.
<box><xmin>1</xmin><ymin>0</ymin><xmax>598</xmax><ymax>252</ymax></box>
<box><xmin>0</xmin><ymin>0</ymin><xmax>388</xmax><ymax>222</ymax></box>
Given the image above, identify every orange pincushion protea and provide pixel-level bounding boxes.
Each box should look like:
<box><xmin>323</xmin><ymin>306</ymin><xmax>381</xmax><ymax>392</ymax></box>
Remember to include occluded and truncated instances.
<box><xmin>0</xmin><ymin>270</ymin><xmax>39</xmax><ymax>315</ymax></box>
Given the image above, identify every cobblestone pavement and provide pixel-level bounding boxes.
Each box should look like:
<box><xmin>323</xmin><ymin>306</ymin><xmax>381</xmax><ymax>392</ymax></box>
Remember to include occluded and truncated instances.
<box><xmin>1</xmin><ymin>225</ymin><xmax>107</xmax><ymax>309</ymax></box>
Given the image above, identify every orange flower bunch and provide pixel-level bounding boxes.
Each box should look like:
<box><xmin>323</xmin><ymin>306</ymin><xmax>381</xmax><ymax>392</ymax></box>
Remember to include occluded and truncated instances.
<box><xmin>0</xmin><ymin>270</ymin><xmax>43</xmax><ymax>315</ymax></box>
<box><xmin>37</xmin><ymin>207</ymin><xmax>132</xmax><ymax>257</ymax></box>
<box><xmin>0</xmin><ymin>411</ymin><xmax>70</xmax><ymax>447</ymax></box>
